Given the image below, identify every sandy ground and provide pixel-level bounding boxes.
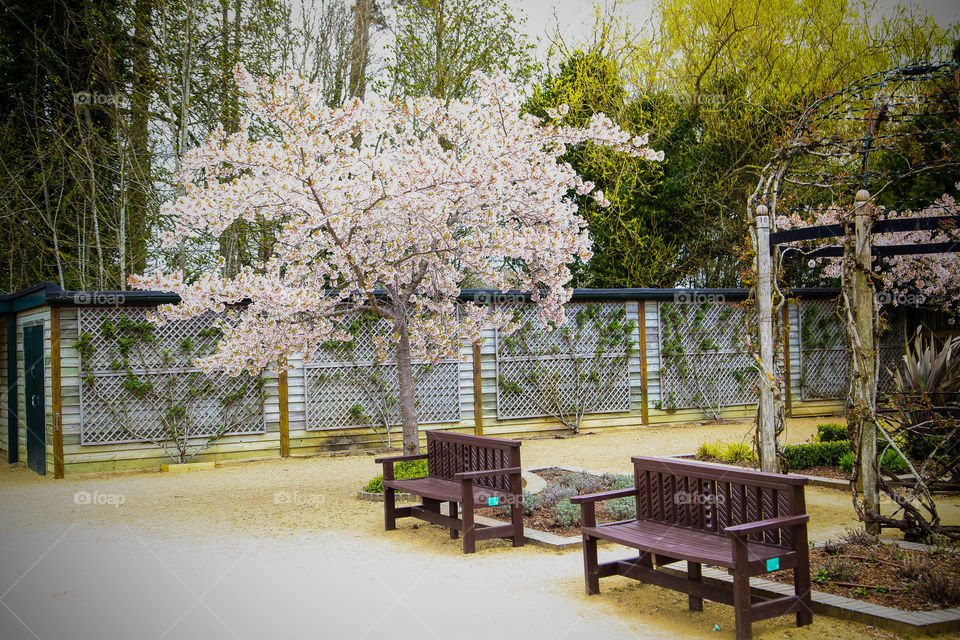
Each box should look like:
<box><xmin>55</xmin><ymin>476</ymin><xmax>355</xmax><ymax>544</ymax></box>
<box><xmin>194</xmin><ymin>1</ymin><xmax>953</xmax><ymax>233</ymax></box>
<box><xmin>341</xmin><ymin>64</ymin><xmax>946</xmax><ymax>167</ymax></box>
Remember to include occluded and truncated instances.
<box><xmin>1</xmin><ymin>417</ymin><xmax>957</xmax><ymax>640</ymax></box>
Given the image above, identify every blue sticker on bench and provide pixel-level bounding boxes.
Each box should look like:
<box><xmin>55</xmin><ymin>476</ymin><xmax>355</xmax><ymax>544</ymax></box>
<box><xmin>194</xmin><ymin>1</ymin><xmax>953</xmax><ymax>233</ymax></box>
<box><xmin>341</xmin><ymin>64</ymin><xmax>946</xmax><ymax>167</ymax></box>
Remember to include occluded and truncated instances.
<box><xmin>766</xmin><ymin>557</ymin><xmax>780</xmax><ymax>571</ymax></box>
<box><xmin>488</xmin><ymin>496</ymin><xmax>499</xmax><ymax>506</ymax></box>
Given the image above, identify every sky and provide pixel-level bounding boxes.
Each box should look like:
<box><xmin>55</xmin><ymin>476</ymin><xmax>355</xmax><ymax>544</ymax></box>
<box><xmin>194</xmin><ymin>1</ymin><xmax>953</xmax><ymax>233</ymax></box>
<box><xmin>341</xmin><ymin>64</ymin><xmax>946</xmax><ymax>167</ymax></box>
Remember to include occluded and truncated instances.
<box><xmin>507</xmin><ymin>0</ymin><xmax>960</xmax><ymax>62</ymax></box>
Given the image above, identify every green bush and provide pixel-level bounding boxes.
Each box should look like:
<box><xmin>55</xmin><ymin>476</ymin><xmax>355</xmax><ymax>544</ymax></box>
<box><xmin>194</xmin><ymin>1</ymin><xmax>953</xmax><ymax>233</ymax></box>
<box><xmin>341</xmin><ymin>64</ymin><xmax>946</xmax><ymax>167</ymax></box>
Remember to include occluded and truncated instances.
<box><xmin>781</xmin><ymin>440</ymin><xmax>851</xmax><ymax>470</ymax></box>
<box><xmin>551</xmin><ymin>498</ymin><xmax>581</xmax><ymax>527</ymax></box>
<box><xmin>722</xmin><ymin>442</ymin><xmax>756</xmax><ymax>464</ymax></box>
<box><xmin>696</xmin><ymin>441</ymin><xmax>723</xmax><ymax>459</ymax></box>
<box><xmin>601</xmin><ymin>473</ymin><xmax>634</xmax><ymax>490</ymax></box>
<box><xmin>499</xmin><ymin>489</ymin><xmax>542</xmax><ymax>517</ymax></box>
<box><xmin>540</xmin><ymin>484</ymin><xmax>578</xmax><ymax>509</ymax></box>
<box><xmin>816</xmin><ymin>423</ymin><xmax>848</xmax><ymax>443</ymax></box>
<box><xmin>839</xmin><ymin>449</ymin><xmax>910</xmax><ymax>474</ymax></box>
<box><xmin>363</xmin><ymin>458</ymin><xmax>429</xmax><ymax>493</ymax></box>
<box><xmin>560</xmin><ymin>471</ymin><xmax>604</xmax><ymax>494</ymax></box>
<box><xmin>606</xmin><ymin>496</ymin><xmax>636</xmax><ymax>521</ymax></box>
<box><xmin>839</xmin><ymin>451</ymin><xmax>853</xmax><ymax>473</ymax></box>
<box><xmin>879</xmin><ymin>448</ymin><xmax>910</xmax><ymax>474</ymax></box>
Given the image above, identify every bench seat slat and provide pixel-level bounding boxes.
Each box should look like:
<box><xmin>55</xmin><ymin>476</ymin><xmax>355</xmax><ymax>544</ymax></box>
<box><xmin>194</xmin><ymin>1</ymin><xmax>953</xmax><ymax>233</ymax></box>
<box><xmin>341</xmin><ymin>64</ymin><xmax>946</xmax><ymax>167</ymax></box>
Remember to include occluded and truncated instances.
<box><xmin>582</xmin><ymin>520</ymin><xmax>793</xmax><ymax>569</ymax></box>
<box><xmin>384</xmin><ymin>476</ymin><xmax>511</xmax><ymax>505</ymax></box>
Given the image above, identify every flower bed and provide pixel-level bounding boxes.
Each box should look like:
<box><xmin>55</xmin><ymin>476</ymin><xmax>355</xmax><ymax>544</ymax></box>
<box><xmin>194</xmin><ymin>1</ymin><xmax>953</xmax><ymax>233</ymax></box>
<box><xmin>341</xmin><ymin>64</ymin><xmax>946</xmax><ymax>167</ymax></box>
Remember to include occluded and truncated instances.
<box><xmin>766</xmin><ymin>529</ymin><xmax>960</xmax><ymax>611</ymax></box>
<box><xmin>478</xmin><ymin>468</ymin><xmax>634</xmax><ymax>538</ymax></box>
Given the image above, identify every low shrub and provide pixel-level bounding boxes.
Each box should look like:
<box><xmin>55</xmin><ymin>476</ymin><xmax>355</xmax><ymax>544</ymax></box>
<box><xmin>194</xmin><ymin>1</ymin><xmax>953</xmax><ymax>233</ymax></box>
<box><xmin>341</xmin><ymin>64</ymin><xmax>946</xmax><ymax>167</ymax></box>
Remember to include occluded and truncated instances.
<box><xmin>781</xmin><ymin>440</ymin><xmax>851</xmax><ymax>470</ymax></box>
<box><xmin>696</xmin><ymin>441</ymin><xmax>724</xmax><ymax>460</ymax></box>
<box><xmin>816</xmin><ymin>423</ymin><xmax>848</xmax><ymax>443</ymax></box>
<box><xmin>841</xmin><ymin>527</ymin><xmax>879</xmax><ymax>547</ymax></box>
<box><xmin>839</xmin><ymin>449</ymin><xmax>910</xmax><ymax>474</ymax></box>
<box><xmin>607</xmin><ymin>496</ymin><xmax>636</xmax><ymax>521</ymax></box>
<box><xmin>879</xmin><ymin>448</ymin><xmax>910</xmax><ymax>474</ymax></box>
<box><xmin>722</xmin><ymin>442</ymin><xmax>756</xmax><ymax>464</ymax></box>
<box><xmin>561</xmin><ymin>471</ymin><xmax>604</xmax><ymax>494</ymax></box>
<box><xmin>696</xmin><ymin>441</ymin><xmax>756</xmax><ymax>465</ymax></box>
<box><xmin>539</xmin><ymin>484</ymin><xmax>578</xmax><ymax>509</ymax></box>
<box><xmin>815</xmin><ymin>557</ymin><xmax>859</xmax><ymax>583</ymax></box>
<box><xmin>551</xmin><ymin>498</ymin><xmax>581</xmax><ymax>527</ymax></box>
<box><xmin>601</xmin><ymin>473</ymin><xmax>634</xmax><ymax>490</ymax></box>
<box><xmin>363</xmin><ymin>458</ymin><xmax>429</xmax><ymax>493</ymax></box>
<box><xmin>917</xmin><ymin>570</ymin><xmax>960</xmax><ymax>607</ymax></box>
<box><xmin>500</xmin><ymin>489</ymin><xmax>542</xmax><ymax>517</ymax></box>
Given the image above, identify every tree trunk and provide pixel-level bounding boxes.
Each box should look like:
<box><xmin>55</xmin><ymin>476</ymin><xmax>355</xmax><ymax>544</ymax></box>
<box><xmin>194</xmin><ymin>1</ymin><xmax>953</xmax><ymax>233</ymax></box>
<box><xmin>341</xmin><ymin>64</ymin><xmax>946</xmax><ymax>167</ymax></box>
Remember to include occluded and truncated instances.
<box><xmin>394</xmin><ymin>318</ymin><xmax>420</xmax><ymax>453</ymax></box>
<box><xmin>127</xmin><ymin>0</ymin><xmax>153</xmax><ymax>277</ymax></box>
<box><xmin>348</xmin><ymin>0</ymin><xmax>372</xmax><ymax>99</ymax></box>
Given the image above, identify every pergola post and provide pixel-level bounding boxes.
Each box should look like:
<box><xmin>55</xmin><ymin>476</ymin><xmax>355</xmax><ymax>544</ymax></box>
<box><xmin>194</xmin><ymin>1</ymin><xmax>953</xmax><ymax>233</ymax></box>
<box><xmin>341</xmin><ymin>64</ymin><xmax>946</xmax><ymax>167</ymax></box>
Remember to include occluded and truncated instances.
<box><xmin>851</xmin><ymin>189</ymin><xmax>880</xmax><ymax>533</ymax></box>
<box><xmin>755</xmin><ymin>206</ymin><xmax>778</xmax><ymax>473</ymax></box>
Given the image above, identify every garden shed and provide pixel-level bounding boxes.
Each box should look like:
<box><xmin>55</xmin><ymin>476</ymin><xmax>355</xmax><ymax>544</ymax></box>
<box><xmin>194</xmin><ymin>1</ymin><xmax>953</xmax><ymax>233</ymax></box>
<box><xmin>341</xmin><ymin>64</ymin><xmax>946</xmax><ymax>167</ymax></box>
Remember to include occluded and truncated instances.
<box><xmin>0</xmin><ymin>283</ymin><xmax>916</xmax><ymax>477</ymax></box>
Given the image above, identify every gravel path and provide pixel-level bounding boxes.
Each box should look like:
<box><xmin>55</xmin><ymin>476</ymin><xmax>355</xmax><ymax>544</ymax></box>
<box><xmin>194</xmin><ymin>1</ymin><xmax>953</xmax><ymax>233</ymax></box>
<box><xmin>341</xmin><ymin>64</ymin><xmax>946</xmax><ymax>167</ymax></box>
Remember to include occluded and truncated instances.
<box><xmin>0</xmin><ymin>417</ymin><xmax>955</xmax><ymax>640</ymax></box>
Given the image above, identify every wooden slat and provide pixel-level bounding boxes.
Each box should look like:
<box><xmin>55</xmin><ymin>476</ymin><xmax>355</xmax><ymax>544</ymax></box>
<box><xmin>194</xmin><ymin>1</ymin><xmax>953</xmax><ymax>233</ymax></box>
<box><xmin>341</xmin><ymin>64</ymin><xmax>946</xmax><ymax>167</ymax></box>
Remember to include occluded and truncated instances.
<box><xmin>638</xmin><ymin>301</ymin><xmax>649</xmax><ymax>425</ymax></box>
<box><xmin>472</xmin><ymin>341</ymin><xmax>484</xmax><ymax>435</ymax></box>
<box><xmin>278</xmin><ymin>366</ymin><xmax>289</xmax><ymax>458</ymax></box>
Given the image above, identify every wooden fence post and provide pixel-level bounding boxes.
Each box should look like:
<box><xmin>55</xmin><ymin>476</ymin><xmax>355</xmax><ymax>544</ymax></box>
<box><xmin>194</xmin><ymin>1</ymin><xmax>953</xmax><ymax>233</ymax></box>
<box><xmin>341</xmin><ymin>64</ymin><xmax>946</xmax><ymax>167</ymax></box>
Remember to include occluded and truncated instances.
<box><xmin>782</xmin><ymin>304</ymin><xmax>793</xmax><ymax>418</ymax></box>
<box><xmin>755</xmin><ymin>206</ymin><xmax>779</xmax><ymax>472</ymax></box>
<box><xmin>278</xmin><ymin>358</ymin><xmax>290</xmax><ymax>458</ymax></box>
<box><xmin>638</xmin><ymin>301</ymin><xmax>649</xmax><ymax>425</ymax></box>
<box><xmin>472</xmin><ymin>341</ymin><xmax>484</xmax><ymax>436</ymax></box>
<box><xmin>50</xmin><ymin>307</ymin><xmax>64</xmax><ymax>478</ymax></box>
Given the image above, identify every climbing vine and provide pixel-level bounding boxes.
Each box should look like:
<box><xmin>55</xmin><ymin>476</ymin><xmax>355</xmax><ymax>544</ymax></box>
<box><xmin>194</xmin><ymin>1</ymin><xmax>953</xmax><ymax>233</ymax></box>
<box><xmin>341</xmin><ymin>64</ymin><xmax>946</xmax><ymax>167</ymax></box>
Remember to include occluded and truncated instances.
<box><xmin>496</xmin><ymin>303</ymin><xmax>634</xmax><ymax>433</ymax></box>
<box><xmin>76</xmin><ymin>311</ymin><xmax>267</xmax><ymax>463</ymax></box>
<box><xmin>658</xmin><ymin>300</ymin><xmax>755</xmax><ymax>419</ymax></box>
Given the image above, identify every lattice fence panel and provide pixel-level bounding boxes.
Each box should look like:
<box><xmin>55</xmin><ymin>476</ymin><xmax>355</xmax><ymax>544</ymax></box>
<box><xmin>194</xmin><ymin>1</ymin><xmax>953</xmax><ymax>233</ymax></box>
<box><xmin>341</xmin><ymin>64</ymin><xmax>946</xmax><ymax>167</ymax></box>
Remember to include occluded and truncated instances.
<box><xmin>78</xmin><ymin>307</ymin><xmax>266</xmax><ymax>445</ymax></box>
<box><xmin>304</xmin><ymin>362</ymin><xmax>460</xmax><ymax>430</ymax></box>
<box><xmin>495</xmin><ymin>302</ymin><xmax>632</xmax><ymax>420</ymax></box>
<box><xmin>798</xmin><ymin>300</ymin><xmax>907</xmax><ymax>400</ymax></box>
<box><xmin>657</xmin><ymin>301</ymin><xmax>755</xmax><ymax>410</ymax></box>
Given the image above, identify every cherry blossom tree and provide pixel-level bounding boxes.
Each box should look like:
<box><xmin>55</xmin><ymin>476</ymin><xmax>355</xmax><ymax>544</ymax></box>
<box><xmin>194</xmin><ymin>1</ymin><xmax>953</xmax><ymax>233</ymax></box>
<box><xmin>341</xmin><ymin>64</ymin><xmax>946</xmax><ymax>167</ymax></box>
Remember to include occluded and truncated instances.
<box><xmin>130</xmin><ymin>65</ymin><xmax>662</xmax><ymax>453</ymax></box>
<box><xmin>776</xmin><ymin>185</ymin><xmax>960</xmax><ymax>312</ymax></box>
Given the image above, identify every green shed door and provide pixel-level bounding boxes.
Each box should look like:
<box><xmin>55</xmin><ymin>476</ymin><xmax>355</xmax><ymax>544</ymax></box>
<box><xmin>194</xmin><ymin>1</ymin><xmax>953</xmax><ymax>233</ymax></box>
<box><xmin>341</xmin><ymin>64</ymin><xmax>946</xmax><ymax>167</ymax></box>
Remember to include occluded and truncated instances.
<box><xmin>23</xmin><ymin>325</ymin><xmax>45</xmax><ymax>475</ymax></box>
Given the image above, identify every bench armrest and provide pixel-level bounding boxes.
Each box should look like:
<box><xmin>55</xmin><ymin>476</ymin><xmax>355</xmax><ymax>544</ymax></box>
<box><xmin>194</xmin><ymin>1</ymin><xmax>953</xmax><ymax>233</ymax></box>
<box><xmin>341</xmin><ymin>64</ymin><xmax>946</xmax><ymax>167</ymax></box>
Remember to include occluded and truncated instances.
<box><xmin>374</xmin><ymin>453</ymin><xmax>429</xmax><ymax>464</ymax></box>
<box><xmin>569</xmin><ymin>488</ymin><xmax>637</xmax><ymax>504</ymax></box>
<box><xmin>725</xmin><ymin>514</ymin><xmax>809</xmax><ymax>538</ymax></box>
<box><xmin>454</xmin><ymin>467</ymin><xmax>522</xmax><ymax>481</ymax></box>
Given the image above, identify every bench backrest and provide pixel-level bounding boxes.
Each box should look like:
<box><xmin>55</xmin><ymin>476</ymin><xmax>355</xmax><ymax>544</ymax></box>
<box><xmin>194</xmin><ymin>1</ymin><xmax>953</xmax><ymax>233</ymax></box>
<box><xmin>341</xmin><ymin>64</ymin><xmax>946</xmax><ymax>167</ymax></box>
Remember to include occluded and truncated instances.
<box><xmin>631</xmin><ymin>456</ymin><xmax>807</xmax><ymax>547</ymax></box>
<box><xmin>427</xmin><ymin>431</ymin><xmax>521</xmax><ymax>493</ymax></box>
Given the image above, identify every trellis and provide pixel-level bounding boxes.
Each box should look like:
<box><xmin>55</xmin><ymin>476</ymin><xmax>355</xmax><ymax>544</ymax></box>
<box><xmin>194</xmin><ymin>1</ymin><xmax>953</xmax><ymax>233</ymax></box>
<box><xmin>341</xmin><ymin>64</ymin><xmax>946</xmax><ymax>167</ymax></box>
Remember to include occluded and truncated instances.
<box><xmin>657</xmin><ymin>300</ymin><xmax>755</xmax><ymax>412</ymax></box>
<box><xmin>77</xmin><ymin>307</ymin><xmax>266</xmax><ymax>445</ymax></box>
<box><xmin>302</xmin><ymin>315</ymin><xmax>460</xmax><ymax>430</ymax></box>
<box><xmin>798</xmin><ymin>300</ymin><xmax>906</xmax><ymax>401</ymax></box>
<box><xmin>494</xmin><ymin>302</ymin><xmax>632</xmax><ymax>421</ymax></box>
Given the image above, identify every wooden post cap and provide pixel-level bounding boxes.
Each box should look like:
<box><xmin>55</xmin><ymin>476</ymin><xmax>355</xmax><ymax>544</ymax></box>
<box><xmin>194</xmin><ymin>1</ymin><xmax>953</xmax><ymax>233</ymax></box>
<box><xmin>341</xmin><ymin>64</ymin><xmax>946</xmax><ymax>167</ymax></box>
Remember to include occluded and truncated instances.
<box><xmin>756</xmin><ymin>204</ymin><xmax>768</xmax><ymax>216</ymax></box>
<box><xmin>855</xmin><ymin>189</ymin><xmax>871</xmax><ymax>202</ymax></box>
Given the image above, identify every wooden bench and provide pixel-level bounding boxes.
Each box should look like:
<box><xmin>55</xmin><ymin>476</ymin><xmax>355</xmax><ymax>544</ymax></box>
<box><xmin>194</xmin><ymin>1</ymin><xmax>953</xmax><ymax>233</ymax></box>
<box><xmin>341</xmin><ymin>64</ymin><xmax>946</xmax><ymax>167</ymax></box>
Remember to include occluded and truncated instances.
<box><xmin>375</xmin><ymin>431</ymin><xmax>524</xmax><ymax>554</ymax></box>
<box><xmin>571</xmin><ymin>456</ymin><xmax>812</xmax><ymax>640</ymax></box>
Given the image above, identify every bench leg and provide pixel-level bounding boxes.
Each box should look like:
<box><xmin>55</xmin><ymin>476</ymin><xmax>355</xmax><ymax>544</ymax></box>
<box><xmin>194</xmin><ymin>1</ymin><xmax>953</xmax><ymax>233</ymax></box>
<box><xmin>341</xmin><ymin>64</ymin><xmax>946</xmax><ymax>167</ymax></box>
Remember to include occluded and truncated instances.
<box><xmin>449</xmin><ymin>502</ymin><xmax>459</xmax><ymax>539</ymax></box>
<box><xmin>510</xmin><ymin>500</ymin><xmax>524</xmax><ymax>547</ymax></box>
<box><xmin>384</xmin><ymin>487</ymin><xmax>397</xmax><ymax>531</ymax></box>
<box><xmin>794</xmin><ymin>563</ymin><xmax>813</xmax><ymax>627</ymax></box>
<box><xmin>583</xmin><ymin>534</ymin><xmax>600</xmax><ymax>595</ymax></box>
<box><xmin>461</xmin><ymin>499</ymin><xmax>476</xmax><ymax>554</ymax></box>
<box><xmin>687</xmin><ymin>562</ymin><xmax>703</xmax><ymax>612</ymax></box>
<box><xmin>731</xmin><ymin>554</ymin><xmax>753</xmax><ymax>640</ymax></box>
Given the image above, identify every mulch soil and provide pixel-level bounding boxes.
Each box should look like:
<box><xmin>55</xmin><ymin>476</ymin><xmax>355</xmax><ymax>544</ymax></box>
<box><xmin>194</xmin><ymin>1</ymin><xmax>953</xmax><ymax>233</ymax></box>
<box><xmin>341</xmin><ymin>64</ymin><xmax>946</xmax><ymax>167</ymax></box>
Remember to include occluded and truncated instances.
<box><xmin>765</xmin><ymin>538</ymin><xmax>960</xmax><ymax>611</ymax></box>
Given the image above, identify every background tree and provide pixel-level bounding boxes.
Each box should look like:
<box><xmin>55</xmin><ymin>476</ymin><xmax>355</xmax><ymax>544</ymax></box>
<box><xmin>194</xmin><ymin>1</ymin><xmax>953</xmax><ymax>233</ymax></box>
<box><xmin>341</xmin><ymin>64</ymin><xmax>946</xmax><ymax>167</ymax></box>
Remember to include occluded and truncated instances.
<box><xmin>384</xmin><ymin>0</ymin><xmax>538</xmax><ymax>100</ymax></box>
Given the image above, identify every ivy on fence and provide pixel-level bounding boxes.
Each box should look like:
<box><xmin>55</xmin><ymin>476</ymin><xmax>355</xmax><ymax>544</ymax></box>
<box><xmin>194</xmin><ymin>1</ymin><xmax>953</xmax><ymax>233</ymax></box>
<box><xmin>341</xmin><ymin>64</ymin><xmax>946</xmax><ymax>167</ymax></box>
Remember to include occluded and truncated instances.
<box><xmin>657</xmin><ymin>300</ymin><xmax>755</xmax><ymax>417</ymax></box>
<box><xmin>495</xmin><ymin>302</ymin><xmax>633</xmax><ymax>432</ymax></box>
<box><xmin>303</xmin><ymin>312</ymin><xmax>460</xmax><ymax>441</ymax></box>
<box><xmin>76</xmin><ymin>307</ymin><xmax>266</xmax><ymax>463</ymax></box>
